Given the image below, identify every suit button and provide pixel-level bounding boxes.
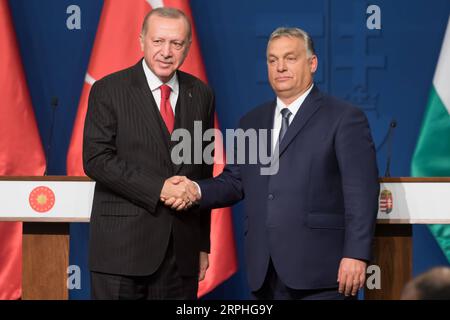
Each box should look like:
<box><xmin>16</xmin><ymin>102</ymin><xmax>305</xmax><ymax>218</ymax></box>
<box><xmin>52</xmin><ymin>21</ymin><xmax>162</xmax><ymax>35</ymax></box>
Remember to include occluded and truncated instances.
<box><xmin>268</xmin><ymin>194</ymin><xmax>274</xmax><ymax>200</ymax></box>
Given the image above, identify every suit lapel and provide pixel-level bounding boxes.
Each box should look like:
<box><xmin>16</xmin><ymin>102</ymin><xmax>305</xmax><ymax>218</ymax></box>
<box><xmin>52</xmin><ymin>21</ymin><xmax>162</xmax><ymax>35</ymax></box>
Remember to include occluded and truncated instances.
<box><xmin>278</xmin><ymin>85</ymin><xmax>323</xmax><ymax>157</ymax></box>
<box><xmin>263</xmin><ymin>101</ymin><xmax>276</xmax><ymax>159</ymax></box>
<box><xmin>129</xmin><ymin>60</ymin><xmax>171</xmax><ymax>162</ymax></box>
<box><xmin>249</xmin><ymin>101</ymin><xmax>276</xmax><ymax>175</ymax></box>
<box><xmin>172</xmin><ymin>71</ymin><xmax>195</xmax><ymax>175</ymax></box>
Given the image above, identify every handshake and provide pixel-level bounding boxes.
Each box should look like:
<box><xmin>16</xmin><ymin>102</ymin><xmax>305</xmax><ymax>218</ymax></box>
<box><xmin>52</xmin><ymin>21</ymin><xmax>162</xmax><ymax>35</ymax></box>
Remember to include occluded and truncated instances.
<box><xmin>160</xmin><ymin>176</ymin><xmax>201</xmax><ymax>211</ymax></box>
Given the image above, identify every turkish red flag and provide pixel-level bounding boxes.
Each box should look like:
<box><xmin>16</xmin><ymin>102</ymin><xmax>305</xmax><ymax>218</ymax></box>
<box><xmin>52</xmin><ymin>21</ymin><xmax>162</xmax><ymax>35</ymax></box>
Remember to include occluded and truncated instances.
<box><xmin>0</xmin><ymin>0</ymin><xmax>46</xmax><ymax>299</ymax></box>
<box><xmin>66</xmin><ymin>0</ymin><xmax>237</xmax><ymax>297</ymax></box>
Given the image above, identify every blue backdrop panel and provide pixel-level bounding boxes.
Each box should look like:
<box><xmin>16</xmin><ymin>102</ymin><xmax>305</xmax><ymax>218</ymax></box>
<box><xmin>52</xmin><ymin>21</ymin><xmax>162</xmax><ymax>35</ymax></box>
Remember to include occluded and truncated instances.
<box><xmin>8</xmin><ymin>0</ymin><xmax>450</xmax><ymax>299</ymax></box>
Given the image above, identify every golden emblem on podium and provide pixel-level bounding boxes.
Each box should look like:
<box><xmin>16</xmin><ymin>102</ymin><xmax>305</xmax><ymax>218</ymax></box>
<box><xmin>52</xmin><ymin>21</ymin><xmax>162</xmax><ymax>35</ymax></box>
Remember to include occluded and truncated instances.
<box><xmin>379</xmin><ymin>189</ymin><xmax>393</xmax><ymax>214</ymax></box>
<box><xmin>29</xmin><ymin>186</ymin><xmax>55</xmax><ymax>213</ymax></box>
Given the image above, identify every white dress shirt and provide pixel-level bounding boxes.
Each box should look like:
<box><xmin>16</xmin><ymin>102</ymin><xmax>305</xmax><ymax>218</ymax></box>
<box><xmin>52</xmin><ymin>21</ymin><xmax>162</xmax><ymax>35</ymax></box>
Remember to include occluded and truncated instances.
<box><xmin>194</xmin><ymin>84</ymin><xmax>315</xmax><ymax>198</ymax></box>
<box><xmin>272</xmin><ymin>84</ymin><xmax>314</xmax><ymax>152</ymax></box>
<box><xmin>142</xmin><ymin>59</ymin><xmax>179</xmax><ymax>114</ymax></box>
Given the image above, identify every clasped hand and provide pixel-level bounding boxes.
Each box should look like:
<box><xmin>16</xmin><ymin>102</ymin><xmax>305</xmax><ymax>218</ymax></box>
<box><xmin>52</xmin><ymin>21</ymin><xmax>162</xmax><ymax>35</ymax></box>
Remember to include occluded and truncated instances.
<box><xmin>160</xmin><ymin>176</ymin><xmax>200</xmax><ymax>210</ymax></box>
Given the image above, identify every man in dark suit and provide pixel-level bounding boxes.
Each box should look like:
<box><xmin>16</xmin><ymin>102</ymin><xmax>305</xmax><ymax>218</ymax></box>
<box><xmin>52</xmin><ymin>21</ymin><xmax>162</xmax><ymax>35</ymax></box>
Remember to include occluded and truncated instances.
<box><xmin>83</xmin><ymin>7</ymin><xmax>214</xmax><ymax>299</ymax></box>
<box><xmin>165</xmin><ymin>27</ymin><xmax>379</xmax><ymax>299</ymax></box>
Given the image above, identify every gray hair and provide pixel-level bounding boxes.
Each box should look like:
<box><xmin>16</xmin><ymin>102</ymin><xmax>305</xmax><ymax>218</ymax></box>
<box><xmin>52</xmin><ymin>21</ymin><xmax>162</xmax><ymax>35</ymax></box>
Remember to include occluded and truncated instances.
<box><xmin>141</xmin><ymin>7</ymin><xmax>192</xmax><ymax>43</ymax></box>
<box><xmin>267</xmin><ymin>27</ymin><xmax>315</xmax><ymax>57</ymax></box>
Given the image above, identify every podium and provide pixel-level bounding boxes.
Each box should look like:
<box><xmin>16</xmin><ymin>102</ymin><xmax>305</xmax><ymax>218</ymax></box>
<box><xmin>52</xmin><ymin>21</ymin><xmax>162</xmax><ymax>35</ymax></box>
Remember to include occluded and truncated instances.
<box><xmin>0</xmin><ymin>176</ymin><xmax>94</xmax><ymax>300</ymax></box>
<box><xmin>0</xmin><ymin>176</ymin><xmax>449</xmax><ymax>299</ymax></box>
<box><xmin>365</xmin><ymin>177</ymin><xmax>450</xmax><ymax>299</ymax></box>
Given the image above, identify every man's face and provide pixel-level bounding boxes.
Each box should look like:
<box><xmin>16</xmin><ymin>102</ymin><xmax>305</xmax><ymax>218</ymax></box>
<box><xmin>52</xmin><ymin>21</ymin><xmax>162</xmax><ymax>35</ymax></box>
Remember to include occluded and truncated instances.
<box><xmin>267</xmin><ymin>36</ymin><xmax>317</xmax><ymax>102</ymax></box>
<box><xmin>140</xmin><ymin>15</ymin><xmax>190</xmax><ymax>82</ymax></box>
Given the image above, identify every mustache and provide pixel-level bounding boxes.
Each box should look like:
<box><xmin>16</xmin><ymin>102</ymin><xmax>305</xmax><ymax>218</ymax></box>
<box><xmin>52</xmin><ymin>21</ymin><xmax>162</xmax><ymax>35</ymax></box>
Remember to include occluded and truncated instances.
<box><xmin>157</xmin><ymin>59</ymin><xmax>173</xmax><ymax>63</ymax></box>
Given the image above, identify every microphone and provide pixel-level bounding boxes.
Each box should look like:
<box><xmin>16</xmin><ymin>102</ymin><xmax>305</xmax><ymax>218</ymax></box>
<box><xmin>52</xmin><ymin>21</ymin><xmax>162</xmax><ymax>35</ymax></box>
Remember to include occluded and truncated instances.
<box><xmin>384</xmin><ymin>120</ymin><xmax>397</xmax><ymax>177</ymax></box>
<box><xmin>44</xmin><ymin>97</ymin><xmax>59</xmax><ymax>176</ymax></box>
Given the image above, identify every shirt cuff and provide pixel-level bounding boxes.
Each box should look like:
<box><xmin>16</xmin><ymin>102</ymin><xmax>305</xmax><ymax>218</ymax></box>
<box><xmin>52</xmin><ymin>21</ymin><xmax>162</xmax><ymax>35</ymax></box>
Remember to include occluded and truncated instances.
<box><xmin>193</xmin><ymin>181</ymin><xmax>202</xmax><ymax>198</ymax></box>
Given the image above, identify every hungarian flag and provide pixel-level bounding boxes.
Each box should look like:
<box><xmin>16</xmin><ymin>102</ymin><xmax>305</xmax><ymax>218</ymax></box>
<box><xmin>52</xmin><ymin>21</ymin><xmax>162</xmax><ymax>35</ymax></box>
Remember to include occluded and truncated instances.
<box><xmin>0</xmin><ymin>0</ymin><xmax>46</xmax><ymax>299</ymax></box>
<box><xmin>412</xmin><ymin>17</ymin><xmax>450</xmax><ymax>263</ymax></box>
<box><xmin>66</xmin><ymin>0</ymin><xmax>237</xmax><ymax>297</ymax></box>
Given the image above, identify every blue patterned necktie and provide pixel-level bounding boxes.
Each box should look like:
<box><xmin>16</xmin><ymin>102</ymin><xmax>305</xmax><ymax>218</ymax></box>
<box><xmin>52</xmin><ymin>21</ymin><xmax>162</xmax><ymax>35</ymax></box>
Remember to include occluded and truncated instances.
<box><xmin>278</xmin><ymin>108</ymin><xmax>292</xmax><ymax>144</ymax></box>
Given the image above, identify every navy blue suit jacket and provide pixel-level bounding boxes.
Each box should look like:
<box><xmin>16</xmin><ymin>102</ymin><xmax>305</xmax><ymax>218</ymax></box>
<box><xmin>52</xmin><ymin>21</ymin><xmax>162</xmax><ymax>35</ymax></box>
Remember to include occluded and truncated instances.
<box><xmin>198</xmin><ymin>86</ymin><xmax>379</xmax><ymax>291</ymax></box>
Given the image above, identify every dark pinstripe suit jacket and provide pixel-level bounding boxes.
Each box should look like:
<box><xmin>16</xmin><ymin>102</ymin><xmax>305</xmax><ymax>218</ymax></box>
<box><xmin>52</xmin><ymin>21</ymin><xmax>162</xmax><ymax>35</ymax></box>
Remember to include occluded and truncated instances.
<box><xmin>83</xmin><ymin>59</ymin><xmax>214</xmax><ymax>277</ymax></box>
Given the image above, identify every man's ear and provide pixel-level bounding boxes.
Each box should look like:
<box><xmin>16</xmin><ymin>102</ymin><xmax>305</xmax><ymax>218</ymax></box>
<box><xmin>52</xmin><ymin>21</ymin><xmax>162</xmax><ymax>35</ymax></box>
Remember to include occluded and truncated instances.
<box><xmin>180</xmin><ymin>41</ymin><xmax>192</xmax><ymax>62</ymax></box>
<box><xmin>310</xmin><ymin>55</ymin><xmax>318</xmax><ymax>73</ymax></box>
<box><xmin>139</xmin><ymin>34</ymin><xmax>144</xmax><ymax>51</ymax></box>
<box><xmin>184</xmin><ymin>40</ymin><xmax>192</xmax><ymax>58</ymax></box>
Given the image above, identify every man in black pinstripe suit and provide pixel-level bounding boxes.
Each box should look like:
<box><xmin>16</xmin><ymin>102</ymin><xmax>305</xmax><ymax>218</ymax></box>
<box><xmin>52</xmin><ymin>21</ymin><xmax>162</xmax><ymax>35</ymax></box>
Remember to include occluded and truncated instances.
<box><xmin>83</xmin><ymin>7</ymin><xmax>212</xmax><ymax>300</ymax></box>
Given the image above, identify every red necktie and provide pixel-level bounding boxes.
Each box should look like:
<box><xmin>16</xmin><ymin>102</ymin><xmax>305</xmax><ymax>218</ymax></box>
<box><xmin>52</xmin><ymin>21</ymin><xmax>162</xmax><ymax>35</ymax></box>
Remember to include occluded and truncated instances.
<box><xmin>159</xmin><ymin>84</ymin><xmax>175</xmax><ymax>134</ymax></box>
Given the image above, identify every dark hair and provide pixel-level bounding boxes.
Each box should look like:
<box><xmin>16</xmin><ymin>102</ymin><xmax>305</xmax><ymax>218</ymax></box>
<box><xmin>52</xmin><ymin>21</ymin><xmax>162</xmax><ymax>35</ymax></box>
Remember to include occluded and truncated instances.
<box><xmin>403</xmin><ymin>267</ymin><xmax>450</xmax><ymax>300</ymax></box>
